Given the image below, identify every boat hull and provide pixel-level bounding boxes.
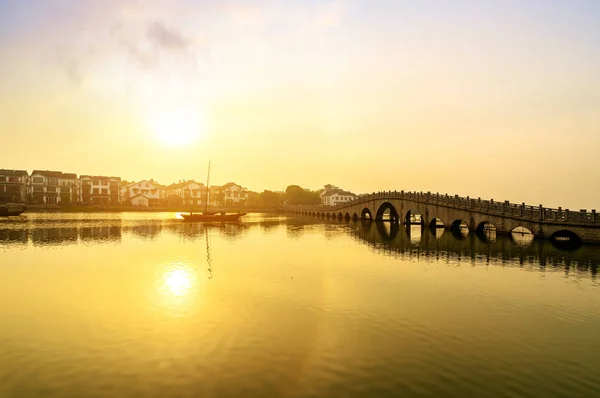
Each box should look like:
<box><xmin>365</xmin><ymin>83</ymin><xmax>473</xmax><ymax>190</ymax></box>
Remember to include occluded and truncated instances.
<box><xmin>0</xmin><ymin>203</ymin><xmax>26</xmax><ymax>217</ymax></box>
<box><xmin>181</xmin><ymin>213</ymin><xmax>246</xmax><ymax>222</ymax></box>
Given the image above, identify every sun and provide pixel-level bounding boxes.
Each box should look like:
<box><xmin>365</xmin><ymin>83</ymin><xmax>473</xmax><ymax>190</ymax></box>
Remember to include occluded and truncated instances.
<box><xmin>150</xmin><ymin>108</ymin><xmax>202</xmax><ymax>147</ymax></box>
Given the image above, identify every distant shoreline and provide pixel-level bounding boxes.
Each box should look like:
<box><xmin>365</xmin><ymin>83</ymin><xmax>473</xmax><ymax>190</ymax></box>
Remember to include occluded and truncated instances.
<box><xmin>24</xmin><ymin>205</ymin><xmax>285</xmax><ymax>214</ymax></box>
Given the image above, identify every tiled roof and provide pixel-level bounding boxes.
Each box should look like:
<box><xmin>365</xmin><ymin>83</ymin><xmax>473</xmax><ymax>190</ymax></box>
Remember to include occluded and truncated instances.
<box><xmin>217</xmin><ymin>182</ymin><xmax>245</xmax><ymax>190</ymax></box>
<box><xmin>31</xmin><ymin>170</ymin><xmax>63</xmax><ymax>178</ymax></box>
<box><xmin>166</xmin><ymin>180</ymin><xmax>205</xmax><ymax>190</ymax></box>
<box><xmin>80</xmin><ymin>175</ymin><xmax>121</xmax><ymax>180</ymax></box>
<box><xmin>126</xmin><ymin>180</ymin><xmax>161</xmax><ymax>188</ymax></box>
<box><xmin>0</xmin><ymin>169</ymin><xmax>27</xmax><ymax>177</ymax></box>
<box><xmin>322</xmin><ymin>189</ymin><xmax>357</xmax><ymax>197</ymax></box>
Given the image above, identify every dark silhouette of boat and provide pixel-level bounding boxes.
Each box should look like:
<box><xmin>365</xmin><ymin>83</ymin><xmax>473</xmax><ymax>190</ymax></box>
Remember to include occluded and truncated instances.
<box><xmin>181</xmin><ymin>212</ymin><xmax>246</xmax><ymax>222</ymax></box>
<box><xmin>180</xmin><ymin>161</ymin><xmax>246</xmax><ymax>223</ymax></box>
<box><xmin>0</xmin><ymin>203</ymin><xmax>26</xmax><ymax>217</ymax></box>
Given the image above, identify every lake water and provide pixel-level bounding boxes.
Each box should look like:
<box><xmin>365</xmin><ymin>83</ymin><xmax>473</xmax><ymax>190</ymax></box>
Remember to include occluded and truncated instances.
<box><xmin>1</xmin><ymin>213</ymin><xmax>599</xmax><ymax>398</ymax></box>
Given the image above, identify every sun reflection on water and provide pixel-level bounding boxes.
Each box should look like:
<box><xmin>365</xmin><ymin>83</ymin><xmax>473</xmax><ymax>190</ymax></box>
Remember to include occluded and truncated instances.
<box><xmin>163</xmin><ymin>268</ymin><xmax>194</xmax><ymax>297</ymax></box>
<box><xmin>157</xmin><ymin>262</ymin><xmax>201</xmax><ymax>306</ymax></box>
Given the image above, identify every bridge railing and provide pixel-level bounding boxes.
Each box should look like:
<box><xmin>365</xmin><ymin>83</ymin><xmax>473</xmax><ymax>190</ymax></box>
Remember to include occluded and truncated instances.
<box><xmin>286</xmin><ymin>190</ymin><xmax>598</xmax><ymax>226</ymax></box>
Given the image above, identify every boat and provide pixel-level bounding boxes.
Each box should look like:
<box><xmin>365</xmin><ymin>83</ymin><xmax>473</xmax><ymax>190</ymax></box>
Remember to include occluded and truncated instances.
<box><xmin>181</xmin><ymin>212</ymin><xmax>246</xmax><ymax>222</ymax></box>
<box><xmin>180</xmin><ymin>161</ymin><xmax>245</xmax><ymax>223</ymax></box>
<box><xmin>0</xmin><ymin>203</ymin><xmax>27</xmax><ymax>217</ymax></box>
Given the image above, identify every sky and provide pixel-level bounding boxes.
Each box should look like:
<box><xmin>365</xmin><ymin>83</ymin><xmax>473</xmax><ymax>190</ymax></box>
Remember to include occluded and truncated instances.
<box><xmin>1</xmin><ymin>0</ymin><xmax>599</xmax><ymax>209</ymax></box>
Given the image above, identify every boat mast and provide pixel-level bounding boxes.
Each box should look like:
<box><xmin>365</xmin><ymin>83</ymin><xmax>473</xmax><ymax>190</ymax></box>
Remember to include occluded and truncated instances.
<box><xmin>204</xmin><ymin>161</ymin><xmax>211</xmax><ymax>214</ymax></box>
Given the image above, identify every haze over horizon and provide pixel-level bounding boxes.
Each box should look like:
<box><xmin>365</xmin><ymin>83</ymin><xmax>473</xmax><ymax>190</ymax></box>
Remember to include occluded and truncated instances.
<box><xmin>1</xmin><ymin>0</ymin><xmax>599</xmax><ymax>209</ymax></box>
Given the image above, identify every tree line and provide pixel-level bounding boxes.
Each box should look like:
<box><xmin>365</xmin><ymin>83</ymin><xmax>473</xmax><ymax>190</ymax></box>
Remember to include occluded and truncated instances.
<box><xmin>246</xmin><ymin>185</ymin><xmax>323</xmax><ymax>208</ymax></box>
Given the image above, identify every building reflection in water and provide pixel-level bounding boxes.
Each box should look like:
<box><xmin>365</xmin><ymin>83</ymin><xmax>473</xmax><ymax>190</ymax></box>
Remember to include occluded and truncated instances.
<box><xmin>0</xmin><ymin>224</ymin><xmax>122</xmax><ymax>246</ymax></box>
<box><xmin>0</xmin><ymin>228</ymin><xmax>29</xmax><ymax>245</ymax></box>
<box><xmin>32</xmin><ymin>227</ymin><xmax>79</xmax><ymax>245</ymax></box>
<box><xmin>80</xmin><ymin>226</ymin><xmax>122</xmax><ymax>243</ymax></box>
<box><xmin>1</xmin><ymin>215</ymin><xmax>599</xmax><ymax>277</ymax></box>
<box><xmin>129</xmin><ymin>223</ymin><xmax>163</xmax><ymax>239</ymax></box>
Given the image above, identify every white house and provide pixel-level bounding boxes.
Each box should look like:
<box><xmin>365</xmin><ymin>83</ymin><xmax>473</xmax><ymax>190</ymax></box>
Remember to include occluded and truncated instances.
<box><xmin>166</xmin><ymin>180</ymin><xmax>206</xmax><ymax>206</ymax></box>
<box><xmin>320</xmin><ymin>185</ymin><xmax>358</xmax><ymax>206</ymax></box>
<box><xmin>122</xmin><ymin>180</ymin><xmax>161</xmax><ymax>207</ymax></box>
<box><xmin>130</xmin><ymin>194</ymin><xmax>150</xmax><ymax>207</ymax></box>
<box><xmin>211</xmin><ymin>182</ymin><xmax>248</xmax><ymax>206</ymax></box>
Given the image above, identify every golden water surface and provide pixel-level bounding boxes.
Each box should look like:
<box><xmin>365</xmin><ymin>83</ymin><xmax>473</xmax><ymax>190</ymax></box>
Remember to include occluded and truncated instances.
<box><xmin>1</xmin><ymin>213</ymin><xmax>599</xmax><ymax>397</ymax></box>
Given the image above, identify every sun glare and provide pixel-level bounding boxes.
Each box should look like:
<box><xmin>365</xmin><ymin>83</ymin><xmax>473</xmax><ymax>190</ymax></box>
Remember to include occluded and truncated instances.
<box><xmin>161</xmin><ymin>266</ymin><xmax>196</xmax><ymax>297</ymax></box>
<box><xmin>150</xmin><ymin>109</ymin><xmax>202</xmax><ymax>147</ymax></box>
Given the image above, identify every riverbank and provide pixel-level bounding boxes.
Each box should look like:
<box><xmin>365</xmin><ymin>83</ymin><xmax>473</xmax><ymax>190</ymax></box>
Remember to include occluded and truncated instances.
<box><xmin>24</xmin><ymin>205</ymin><xmax>284</xmax><ymax>214</ymax></box>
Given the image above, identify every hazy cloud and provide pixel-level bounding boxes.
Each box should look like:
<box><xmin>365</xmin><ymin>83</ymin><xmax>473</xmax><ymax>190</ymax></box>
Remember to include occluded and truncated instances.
<box><xmin>110</xmin><ymin>20</ymin><xmax>197</xmax><ymax>72</ymax></box>
<box><xmin>55</xmin><ymin>45</ymin><xmax>95</xmax><ymax>85</ymax></box>
<box><xmin>146</xmin><ymin>22</ymin><xmax>189</xmax><ymax>51</ymax></box>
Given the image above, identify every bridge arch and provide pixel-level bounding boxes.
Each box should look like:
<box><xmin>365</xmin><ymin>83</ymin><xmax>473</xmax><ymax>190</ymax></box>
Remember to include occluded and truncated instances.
<box><xmin>376</xmin><ymin>202</ymin><xmax>400</xmax><ymax>222</ymax></box>
<box><xmin>376</xmin><ymin>221</ymin><xmax>400</xmax><ymax>241</ymax></box>
<box><xmin>509</xmin><ymin>226</ymin><xmax>534</xmax><ymax>246</ymax></box>
<box><xmin>361</xmin><ymin>208</ymin><xmax>373</xmax><ymax>220</ymax></box>
<box><xmin>326</xmin><ymin>213</ymin><xmax>331</xmax><ymax>219</ymax></box>
<box><xmin>450</xmin><ymin>220</ymin><xmax>469</xmax><ymax>238</ymax></box>
<box><xmin>321</xmin><ymin>212</ymin><xmax>325</xmax><ymax>218</ymax></box>
<box><xmin>344</xmin><ymin>212</ymin><xmax>351</xmax><ymax>221</ymax></box>
<box><xmin>429</xmin><ymin>217</ymin><xmax>444</xmax><ymax>229</ymax></box>
<box><xmin>352</xmin><ymin>213</ymin><xmax>359</xmax><ymax>222</ymax></box>
<box><xmin>549</xmin><ymin>230</ymin><xmax>583</xmax><ymax>249</ymax></box>
<box><xmin>404</xmin><ymin>209</ymin><xmax>424</xmax><ymax>226</ymax></box>
<box><xmin>476</xmin><ymin>221</ymin><xmax>497</xmax><ymax>243</ymax></box>
<box><xmin>338</xmin><ymin>212</ymin><xmax>343</xmax><ymax>220</ymax></box>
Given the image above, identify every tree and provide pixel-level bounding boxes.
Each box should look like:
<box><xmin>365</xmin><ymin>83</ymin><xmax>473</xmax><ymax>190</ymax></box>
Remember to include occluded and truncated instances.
<box><xmin>285</xmin><ymin>185</ymin><xmax>305</xmax><ymax>205</ymax></box>
<box><xmin>246</xmin><ymin>191</ymin><xmax>261</xmax><ymax>207</ymax></box>
<box><xmin>285</xmin><ymin>185</ymin><xmax>322</xmax><ymax>205</ymax></box>
<box><xmin>260</xmin><ymin>190</ymin><xmax>283</xmax><ymax>208</ymax></box>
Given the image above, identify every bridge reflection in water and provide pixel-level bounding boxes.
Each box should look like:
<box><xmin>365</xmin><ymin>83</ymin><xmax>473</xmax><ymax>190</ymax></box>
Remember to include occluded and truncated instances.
<box><xmin>349</xmin><ymin>220</ymin><xmax>599</xmax><ymax>277</ymax></box>
<box><xmin>1</xmin><ymin>216</ymin><xmax>598</xmax><ymax>277</ymax></box>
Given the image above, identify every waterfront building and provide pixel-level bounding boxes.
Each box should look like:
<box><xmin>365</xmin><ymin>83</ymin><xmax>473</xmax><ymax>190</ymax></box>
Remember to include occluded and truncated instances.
<box><xmin>320</xmin><ymin>184</ymin><xmax>358</xmax><ymax>206</ymax></box>
<box><xmin>129</xmin><ymin>194</ymin><xmax>150</xmax><ymax>207</ymax></box>
<box><xmin>79</xmin><ymin>175</ymin><xmax>121</xmax><ymax>205</ymax></box>
<box><xmin>210</xmin><ymin>182</ymin><xmax>248</xmax><ymax>206</ymax></box>
<box><xmin>166</xmin><ymin>180</ymin><xmax>206</xmax><ymax>206</ymax></box>
<box><xmin>0</xmin><ymin>169</ymin><xmax>28</xmax><ymax>204</ymax></box>
<box><xmin>29</xmin><ymin>170</ymin><xmax>78</xmax><ymax>205</ymax></box>
<box><xmin>58</xmin><ymin>173</ymin><xmax>78</xmax><ymax>204</ymax></box>
<box><xmin>121</xmin><ymin>180</ymin><xmax>161</xmax><ymax>207</ymax></box>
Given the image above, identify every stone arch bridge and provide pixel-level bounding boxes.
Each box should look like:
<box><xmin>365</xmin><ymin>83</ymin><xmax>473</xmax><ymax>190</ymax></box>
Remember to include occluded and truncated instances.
<box><xmin>285</xmin><ymin>191</ymin><xmax>600</xmax><ymax>244</ymax></box>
